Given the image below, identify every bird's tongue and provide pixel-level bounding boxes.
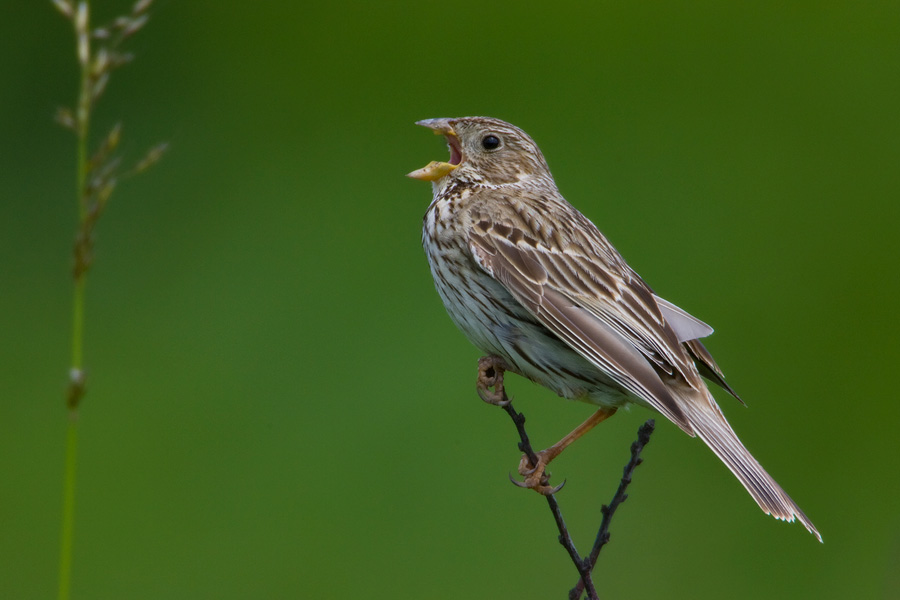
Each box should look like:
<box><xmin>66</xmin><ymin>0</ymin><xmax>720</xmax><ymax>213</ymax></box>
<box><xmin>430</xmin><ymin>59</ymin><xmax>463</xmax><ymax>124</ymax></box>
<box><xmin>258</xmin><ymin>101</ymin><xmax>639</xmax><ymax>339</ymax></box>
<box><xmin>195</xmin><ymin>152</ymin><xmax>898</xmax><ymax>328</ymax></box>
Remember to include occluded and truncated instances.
<box><xmin>447</xmin><ymin>134</ymin><xmax>462</xmax><ymax>165</ymax></box>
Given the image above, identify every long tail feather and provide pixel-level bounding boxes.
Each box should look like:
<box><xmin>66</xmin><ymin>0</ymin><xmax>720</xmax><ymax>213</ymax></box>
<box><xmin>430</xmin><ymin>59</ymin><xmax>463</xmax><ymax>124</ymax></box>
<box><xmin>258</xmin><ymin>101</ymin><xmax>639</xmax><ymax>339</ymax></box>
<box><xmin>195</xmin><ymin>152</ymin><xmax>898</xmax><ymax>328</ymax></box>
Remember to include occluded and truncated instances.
<box><xmin>682</xmin><ymin>395</ymin><xmax>822</xmax><ymax>542</ymax></box>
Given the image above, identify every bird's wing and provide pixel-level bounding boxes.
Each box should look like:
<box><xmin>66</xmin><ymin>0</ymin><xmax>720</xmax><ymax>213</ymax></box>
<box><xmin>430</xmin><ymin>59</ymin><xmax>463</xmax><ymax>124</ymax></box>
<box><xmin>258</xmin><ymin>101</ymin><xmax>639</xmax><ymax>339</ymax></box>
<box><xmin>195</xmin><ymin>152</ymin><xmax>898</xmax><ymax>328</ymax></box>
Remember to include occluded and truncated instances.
<box><xmin>654</xmin><ymin>294</ymin><xmax>742</xmax><ymax>402</ymax></box>
<box><xmin>467</xmin><ymin>208</ymin><xmax>818</xmax><ymax>541</ymax></box>
<box><xmin>469</xmin><ymin>214</ymin><xmax>701</xmax><ymax>433</ymax></box>
<box><xmin>653</xmin><ymin>295</ymin><xmax>713</xmax><ymax>342</ymax></box>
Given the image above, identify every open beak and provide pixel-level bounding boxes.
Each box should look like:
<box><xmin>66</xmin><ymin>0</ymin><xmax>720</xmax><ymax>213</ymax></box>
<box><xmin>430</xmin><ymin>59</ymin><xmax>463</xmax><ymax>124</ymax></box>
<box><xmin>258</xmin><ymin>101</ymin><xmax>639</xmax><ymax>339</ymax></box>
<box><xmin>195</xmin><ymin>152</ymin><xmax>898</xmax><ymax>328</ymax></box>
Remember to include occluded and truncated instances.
<box><xmin>407</xmin><ymin>118</ymin><xmax>463</xmax><ymax>181</ymax></box>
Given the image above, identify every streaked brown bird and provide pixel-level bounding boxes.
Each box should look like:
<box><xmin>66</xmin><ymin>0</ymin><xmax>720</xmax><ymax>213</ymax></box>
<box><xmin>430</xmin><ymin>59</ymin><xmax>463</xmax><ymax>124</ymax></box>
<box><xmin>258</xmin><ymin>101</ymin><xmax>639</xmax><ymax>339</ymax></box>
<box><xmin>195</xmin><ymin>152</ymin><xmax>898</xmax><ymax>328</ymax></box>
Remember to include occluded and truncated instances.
<box><xmin>409</xmin><ymin>116</ymin><xmax>821</xmax><ymax>542</ymax></box>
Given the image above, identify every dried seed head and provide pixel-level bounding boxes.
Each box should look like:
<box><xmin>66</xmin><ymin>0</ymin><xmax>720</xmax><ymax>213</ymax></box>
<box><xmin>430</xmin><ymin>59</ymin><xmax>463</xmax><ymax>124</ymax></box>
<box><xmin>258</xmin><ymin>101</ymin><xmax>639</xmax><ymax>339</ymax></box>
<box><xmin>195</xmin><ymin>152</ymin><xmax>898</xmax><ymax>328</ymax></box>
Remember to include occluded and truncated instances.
<box><xmin>121</xmin><ymin>14</ymin><xmax>149</xmax><ymax>39</ymax></box>
<box><xmin>55</xmin><ymin>107</ymin><xmax>77</xmax><ymax>131</ymax></box>
<box><xmin>95</xmin><ymin>156</ymin><xmax>122</xmax><ymax>183</ymax></box>
<box><xmin>133</xmin><ymin>0</ymin><xmax>154</xmax><ymax>15</ymax></box>
<box><xmin>88</xmin><ymin>123</ymin><xmax>123</xmax><ymax>172</ymax></box>
<box><xmin>74</xmin><ymin>1</ymin><xmax>89</xmax><ymax>33</ymax></box>
<box><xmin>95</xmin><ymin>180</ymin><xmax>116</xmax><ymax>210</ymax></box>
<box><xmin>52</xmin><ymin>0</ymin><xmax>74</xmax><ymax>19</ymax></box>
<box><xmin>106</xmin><ymin>51</ymin><xmax>133</xmax><ymax>69</ymax></box>
<box><xmin>105</xmin><ymin>122</ymin><xmax>122</xmax><ymax>152</ymax></box>
<box><xmin>92</xmin><ymin>47</ymin><xmax>109</xmax><ymax>76</ymax></box>
<box><xmin>75</xmin><ymin>2</ymin><xmax>90</xmax><ymax>66</ymax></box>
<box><xmin>91</xmin><ymin>72</ymin><xmax>109</xmax><ymax>101</ymax></box>
<box><xmin>77</xmin><ymin>34</ymin><xmax>89</xmax><ymax>66</ymax></box>
<box><xmin>133</xmin><ymin>142</ymin><xmax>168</xmax><ymax>174</ymax></box>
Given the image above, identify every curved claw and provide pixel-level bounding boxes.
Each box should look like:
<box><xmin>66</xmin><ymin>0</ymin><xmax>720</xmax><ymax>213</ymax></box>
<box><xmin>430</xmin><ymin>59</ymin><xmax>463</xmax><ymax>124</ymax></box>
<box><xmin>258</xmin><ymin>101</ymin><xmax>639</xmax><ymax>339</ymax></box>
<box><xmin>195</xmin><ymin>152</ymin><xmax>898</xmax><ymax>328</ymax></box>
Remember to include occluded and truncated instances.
<box><xmin>544</xmin><ymin>479</ymin><xmax>566</xmax><ymax>495</ymax></box>
<box><xmin>508</xmin><ymin>472</ymin><xmax>567</xmax><ymax>495</ymax></box>
<box><xmin>477</xmin><ymin>385</ymin><xmax>510</xmax><ymax>407</ymax></box>
<box><xmin>508</xmin><ymin>472</ymin><xmax>531</xmax><ymax>488</ymax></box>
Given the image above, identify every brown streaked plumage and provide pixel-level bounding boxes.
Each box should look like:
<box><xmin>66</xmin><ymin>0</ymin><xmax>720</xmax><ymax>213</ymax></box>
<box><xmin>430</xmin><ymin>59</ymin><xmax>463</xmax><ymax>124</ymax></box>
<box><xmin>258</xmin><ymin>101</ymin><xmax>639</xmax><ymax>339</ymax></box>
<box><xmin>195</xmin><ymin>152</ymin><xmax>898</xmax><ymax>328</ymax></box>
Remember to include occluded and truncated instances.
<box><xmin>410</xmin><ymin>116</ymin><xmax>821</xmax><ymax>542</ymax></box>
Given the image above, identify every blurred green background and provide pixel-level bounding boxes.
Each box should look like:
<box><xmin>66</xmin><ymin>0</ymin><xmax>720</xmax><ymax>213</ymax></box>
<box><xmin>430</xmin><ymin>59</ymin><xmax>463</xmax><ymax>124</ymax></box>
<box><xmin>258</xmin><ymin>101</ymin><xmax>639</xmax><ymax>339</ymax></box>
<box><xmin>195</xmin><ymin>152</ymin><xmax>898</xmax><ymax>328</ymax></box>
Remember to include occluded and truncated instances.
<box><xmin>3</xmin><ymin>1</ymin><xmax>899</xmax><ymax>598</ymax></box>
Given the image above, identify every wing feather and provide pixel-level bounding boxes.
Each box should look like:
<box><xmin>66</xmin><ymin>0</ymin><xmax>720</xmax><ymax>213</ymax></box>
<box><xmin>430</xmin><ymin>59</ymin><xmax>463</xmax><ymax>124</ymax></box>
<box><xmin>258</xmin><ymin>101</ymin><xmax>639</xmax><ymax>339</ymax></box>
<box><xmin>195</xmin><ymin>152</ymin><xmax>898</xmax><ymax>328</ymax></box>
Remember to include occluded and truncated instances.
<box><xmin>465</xmin><ymin>206</ymin><xmax>819</xmax><ymax>541</ymax></box>
<box><xmin>654</xmin><ymin>295</ymin><xmax>714</xmax><ymax>342</ymax></box>
<box><xmin>470</xmin><ymin>226</ymin><xmax>693</xmax><ymax>432</ymax></box>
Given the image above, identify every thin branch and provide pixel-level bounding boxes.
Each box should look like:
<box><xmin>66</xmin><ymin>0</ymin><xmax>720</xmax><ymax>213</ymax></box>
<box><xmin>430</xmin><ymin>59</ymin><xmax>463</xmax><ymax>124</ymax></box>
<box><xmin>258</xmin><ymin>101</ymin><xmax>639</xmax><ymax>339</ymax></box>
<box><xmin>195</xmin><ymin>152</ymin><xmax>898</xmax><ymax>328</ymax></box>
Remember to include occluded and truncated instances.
<box><xmin>477</xmin><ymin>356</ymin><xmax>597</xmax><ymax>598</ymax></box>
<box><xmin>476</xmin><ymin>355</ymin><xmax>655</xmax><ymax>600</ymax></box>
<box><xmin>569</xmin><ymin>419</ymin><xmax>655</xmax><ymax>600</ymax></box>
<box><xmin>500</xmin><ymin>401</ymin><xmax>598</xmax><ymax>599</ymax></box>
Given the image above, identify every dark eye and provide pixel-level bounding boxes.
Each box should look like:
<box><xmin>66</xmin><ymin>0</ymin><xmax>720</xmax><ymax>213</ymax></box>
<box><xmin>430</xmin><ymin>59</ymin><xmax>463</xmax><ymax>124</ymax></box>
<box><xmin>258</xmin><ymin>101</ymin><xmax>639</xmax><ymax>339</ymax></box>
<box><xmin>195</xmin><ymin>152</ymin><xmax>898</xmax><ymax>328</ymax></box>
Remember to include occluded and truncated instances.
<box><xmin>482</xmin><ymin>135</ymin><xmax>501</xmax><ymax>150</ymax></box>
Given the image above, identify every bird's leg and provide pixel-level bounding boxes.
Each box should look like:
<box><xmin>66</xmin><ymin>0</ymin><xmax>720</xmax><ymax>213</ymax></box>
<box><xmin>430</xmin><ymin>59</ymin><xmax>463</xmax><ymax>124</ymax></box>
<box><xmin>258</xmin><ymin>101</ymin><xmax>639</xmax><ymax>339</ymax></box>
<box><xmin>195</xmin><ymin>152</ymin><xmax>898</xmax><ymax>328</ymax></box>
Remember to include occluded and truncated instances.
<box><xmin>477</xmin><ymin>355</ymin><xmax>511</xmax><ymax>407</ymax></box>
<box><xmin>515</xmin><ymin>407</ymin><xmax>618</xmax><ymax>495</ymax></box>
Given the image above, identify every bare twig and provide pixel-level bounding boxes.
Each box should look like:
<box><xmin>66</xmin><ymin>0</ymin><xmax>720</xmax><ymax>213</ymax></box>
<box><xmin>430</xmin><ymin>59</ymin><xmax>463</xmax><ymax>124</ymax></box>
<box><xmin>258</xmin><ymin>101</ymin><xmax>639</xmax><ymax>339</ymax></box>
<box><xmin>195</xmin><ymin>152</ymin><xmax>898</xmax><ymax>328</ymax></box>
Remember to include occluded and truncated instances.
<box><xmin>569</xmin><ymin>419</ymin><xmax>655</xmax><ymax>600</ymax></box>
<box><xmin>501</xmin><ymin>400</ymin><xmax>598</xmax><ymax>599</ymax></box>
<box><xmin>476</xmin><ymin>355</ymin><xmax>655</xmax><ymax>600</ymax></box>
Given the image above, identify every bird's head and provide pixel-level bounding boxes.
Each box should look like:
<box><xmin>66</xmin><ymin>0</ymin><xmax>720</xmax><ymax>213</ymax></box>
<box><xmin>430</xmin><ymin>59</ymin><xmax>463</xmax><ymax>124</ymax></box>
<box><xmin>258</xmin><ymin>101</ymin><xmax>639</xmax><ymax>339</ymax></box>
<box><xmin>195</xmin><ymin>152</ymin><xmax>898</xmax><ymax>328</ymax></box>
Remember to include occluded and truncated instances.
<box><xmin>408</xmin><ymin>116</ymin><xmax>551</xmax><ymax>187</ymax></box>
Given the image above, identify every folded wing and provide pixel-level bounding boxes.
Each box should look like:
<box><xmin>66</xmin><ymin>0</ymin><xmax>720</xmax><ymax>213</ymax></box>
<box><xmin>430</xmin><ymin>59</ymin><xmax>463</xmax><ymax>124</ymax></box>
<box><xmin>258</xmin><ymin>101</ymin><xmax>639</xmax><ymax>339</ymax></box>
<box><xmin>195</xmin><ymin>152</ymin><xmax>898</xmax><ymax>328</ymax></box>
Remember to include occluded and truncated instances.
<box><xmin>468</xmin><ymin>214</ymin><xmax>820</xmax><ymax>541</ymax></box>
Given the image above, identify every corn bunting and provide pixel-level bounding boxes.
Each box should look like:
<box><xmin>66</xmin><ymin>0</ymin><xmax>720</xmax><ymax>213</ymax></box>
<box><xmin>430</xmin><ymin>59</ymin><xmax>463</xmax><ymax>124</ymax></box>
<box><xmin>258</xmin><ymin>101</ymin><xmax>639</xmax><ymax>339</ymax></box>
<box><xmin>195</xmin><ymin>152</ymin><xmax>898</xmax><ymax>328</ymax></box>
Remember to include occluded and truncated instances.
<box><xmin>410</xmin><ymin>116</ymin><xmax>820</xmax><ymax>541</ymax></box>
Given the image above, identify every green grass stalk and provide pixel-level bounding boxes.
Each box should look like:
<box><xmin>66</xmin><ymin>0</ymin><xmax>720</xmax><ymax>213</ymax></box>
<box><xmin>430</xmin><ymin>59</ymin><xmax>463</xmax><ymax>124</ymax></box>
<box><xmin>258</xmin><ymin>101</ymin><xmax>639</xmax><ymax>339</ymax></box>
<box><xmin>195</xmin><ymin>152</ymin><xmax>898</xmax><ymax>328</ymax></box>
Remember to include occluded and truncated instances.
<box><xmin>58</xmin><ymin>4</ymin><xmax>91</xmax><ymax>596</ymax></box>
<box><xmin>53</xmin><ymin>1</ymin><xmax>163</xmax><ymax>596</ymax></box>
<box><xmin>58</xmin><ymin>418</ymin><xmax>79</xmax><ymax>600</ymax></box>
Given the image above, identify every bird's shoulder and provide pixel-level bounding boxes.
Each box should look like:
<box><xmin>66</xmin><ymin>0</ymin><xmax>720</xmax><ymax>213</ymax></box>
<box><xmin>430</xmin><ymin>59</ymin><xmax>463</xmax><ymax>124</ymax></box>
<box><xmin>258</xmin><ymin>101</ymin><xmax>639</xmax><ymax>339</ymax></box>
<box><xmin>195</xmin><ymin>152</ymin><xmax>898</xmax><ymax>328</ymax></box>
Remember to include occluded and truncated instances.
<box><xmin>463</xmin><ymin>185</ymin><xmax>632</xmax><ymax>285</ymax></box>
<box><xmin>464</xmin><ymin>186</ymin><xmax>687</xmax><ymax>370</ymax></box>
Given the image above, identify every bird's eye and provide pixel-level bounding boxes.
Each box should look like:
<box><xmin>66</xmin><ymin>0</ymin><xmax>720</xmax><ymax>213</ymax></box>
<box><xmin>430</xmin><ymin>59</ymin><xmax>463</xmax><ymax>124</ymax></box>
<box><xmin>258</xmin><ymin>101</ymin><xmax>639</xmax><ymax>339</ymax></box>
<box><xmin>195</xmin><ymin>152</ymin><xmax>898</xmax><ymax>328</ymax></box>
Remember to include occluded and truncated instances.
<box><xmin>482</xmin><ymin>135</ymin><xmax>501</xmax><ymax>150</ymax></box>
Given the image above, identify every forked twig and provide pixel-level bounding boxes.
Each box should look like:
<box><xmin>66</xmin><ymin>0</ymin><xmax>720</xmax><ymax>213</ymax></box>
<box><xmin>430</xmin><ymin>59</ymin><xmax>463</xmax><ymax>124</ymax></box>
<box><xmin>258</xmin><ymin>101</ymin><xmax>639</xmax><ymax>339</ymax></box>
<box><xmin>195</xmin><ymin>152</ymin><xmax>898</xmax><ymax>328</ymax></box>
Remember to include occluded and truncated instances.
<box><xmin>569</xmin><ymin>419</ymin><xmax>655</xmax><ymax>600</ymax></box>
<box><xmin>476</xmin><ymin>356</ymin><xmax>654</xmax><ymax>600</ymax></box>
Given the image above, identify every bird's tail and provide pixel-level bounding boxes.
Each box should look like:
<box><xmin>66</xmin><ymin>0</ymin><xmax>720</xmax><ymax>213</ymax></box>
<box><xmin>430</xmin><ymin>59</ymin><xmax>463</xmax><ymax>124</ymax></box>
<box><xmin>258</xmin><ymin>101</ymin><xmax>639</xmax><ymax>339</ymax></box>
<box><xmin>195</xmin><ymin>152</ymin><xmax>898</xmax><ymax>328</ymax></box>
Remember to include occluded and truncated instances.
<box><xmin>681</xmin><ymin>393</ymin><xmax>822</xmax><ymax>542</ymax></box>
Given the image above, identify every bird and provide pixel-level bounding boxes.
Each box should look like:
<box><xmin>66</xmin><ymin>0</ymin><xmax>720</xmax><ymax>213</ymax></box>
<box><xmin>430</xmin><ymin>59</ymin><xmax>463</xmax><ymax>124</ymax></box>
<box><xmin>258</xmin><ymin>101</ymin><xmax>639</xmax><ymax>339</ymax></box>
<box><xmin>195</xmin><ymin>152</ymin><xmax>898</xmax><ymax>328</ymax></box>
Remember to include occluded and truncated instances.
<box><xmin>408</xmin><ymin>116</ymin><xmax>821</xmax><ymax>542</ymax></box>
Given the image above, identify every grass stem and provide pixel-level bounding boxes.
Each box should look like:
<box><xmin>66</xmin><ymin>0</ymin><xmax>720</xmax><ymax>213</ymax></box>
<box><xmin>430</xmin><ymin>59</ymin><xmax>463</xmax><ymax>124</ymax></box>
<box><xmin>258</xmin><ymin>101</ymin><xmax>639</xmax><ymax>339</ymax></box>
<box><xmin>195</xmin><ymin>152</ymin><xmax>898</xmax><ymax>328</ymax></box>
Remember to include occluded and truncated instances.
<box><xmin>59</xmin><ymin>3</ymin><xmax>92</xmax><ymax>598</ymax></box>
<box><xmin>57</xmin><ymin>416</ymin><xmax>79</xmax><ymax>600</ymax></box>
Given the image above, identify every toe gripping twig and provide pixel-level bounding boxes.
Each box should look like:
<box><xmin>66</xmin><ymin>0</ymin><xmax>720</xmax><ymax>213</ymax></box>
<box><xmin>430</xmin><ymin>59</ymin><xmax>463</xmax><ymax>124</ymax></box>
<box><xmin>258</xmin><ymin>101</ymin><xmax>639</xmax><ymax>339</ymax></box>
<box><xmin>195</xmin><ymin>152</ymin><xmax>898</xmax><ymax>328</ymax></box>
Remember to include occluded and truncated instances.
<box><xmin>476</xmin><ymin>356</ymin><xmax>655</xmax><ymax>600</ymax></box>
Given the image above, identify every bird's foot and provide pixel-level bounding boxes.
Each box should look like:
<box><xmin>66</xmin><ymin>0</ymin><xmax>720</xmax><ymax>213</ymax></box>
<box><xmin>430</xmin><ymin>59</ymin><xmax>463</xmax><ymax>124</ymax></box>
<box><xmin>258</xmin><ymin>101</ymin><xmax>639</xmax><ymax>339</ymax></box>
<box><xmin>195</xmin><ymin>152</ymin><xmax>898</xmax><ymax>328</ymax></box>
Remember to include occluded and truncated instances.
<box><xmin>510</xmin><ymin>450</ymin><xmax>566</xmax><ymax>495</ymax></box>
<box><xmin>477</xmin><ymin>355</ymin><xmax>511</xmax><ymax>407</ymax></box>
